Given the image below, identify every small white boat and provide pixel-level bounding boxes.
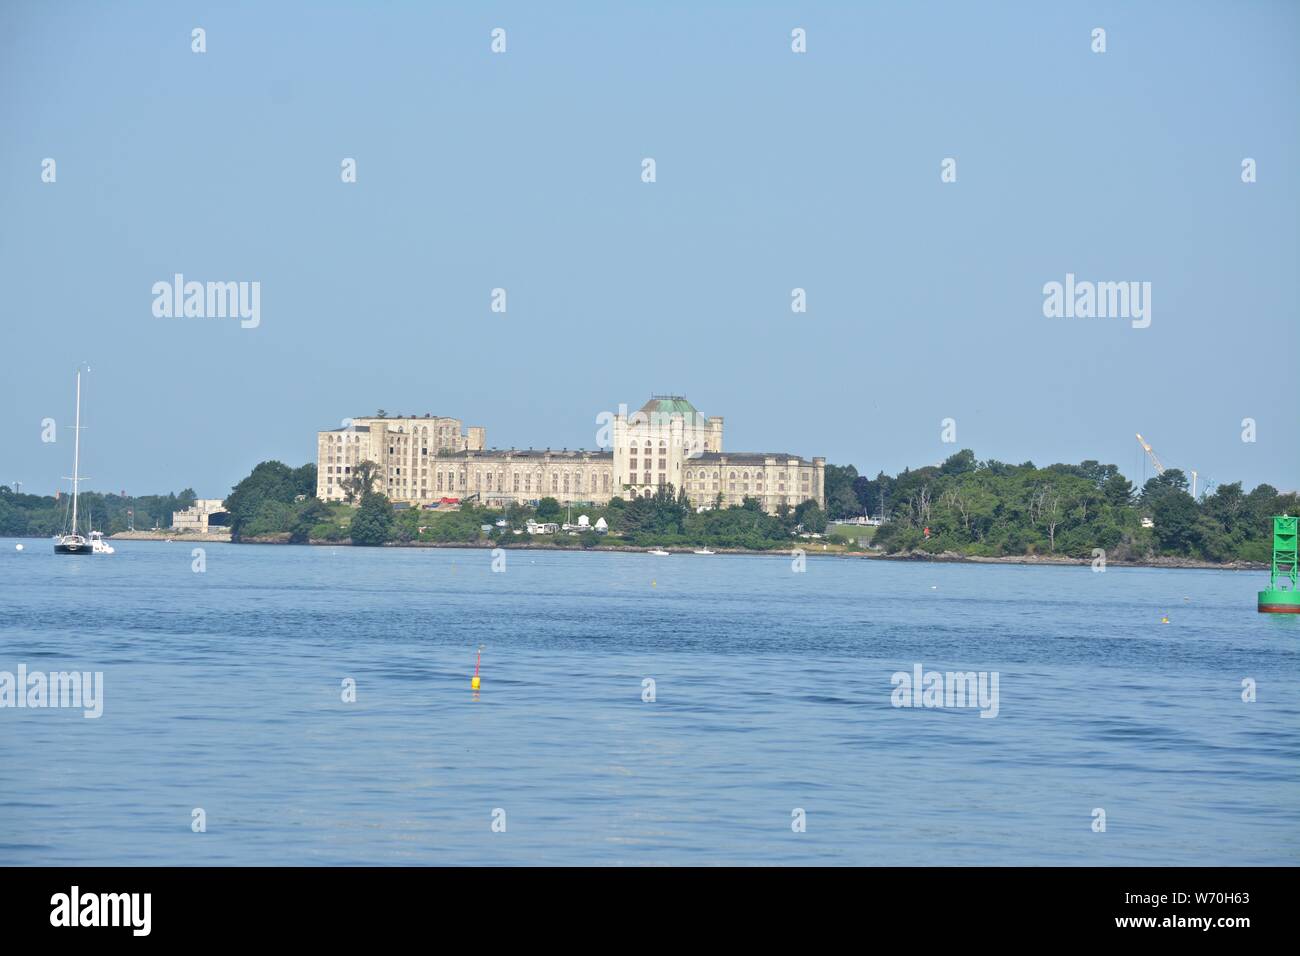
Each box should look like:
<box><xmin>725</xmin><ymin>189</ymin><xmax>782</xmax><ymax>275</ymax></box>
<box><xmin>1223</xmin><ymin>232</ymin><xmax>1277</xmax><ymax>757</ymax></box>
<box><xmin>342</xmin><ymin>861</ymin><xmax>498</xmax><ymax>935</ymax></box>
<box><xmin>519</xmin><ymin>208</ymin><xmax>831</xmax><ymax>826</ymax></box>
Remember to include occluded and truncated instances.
<box><xmin>647</xmin><ymin>548</ymin><xmax>670</xmax><ymax>556</ymax></box>
<box><xmin>693</xmin><ymin>548</ymin><xmax>715</xmax><ymax>555</ymax></box>
<box><xmin>89</xmin><ymin>530</ymin><xmax>115</xmax><ymax>554</ymax></box>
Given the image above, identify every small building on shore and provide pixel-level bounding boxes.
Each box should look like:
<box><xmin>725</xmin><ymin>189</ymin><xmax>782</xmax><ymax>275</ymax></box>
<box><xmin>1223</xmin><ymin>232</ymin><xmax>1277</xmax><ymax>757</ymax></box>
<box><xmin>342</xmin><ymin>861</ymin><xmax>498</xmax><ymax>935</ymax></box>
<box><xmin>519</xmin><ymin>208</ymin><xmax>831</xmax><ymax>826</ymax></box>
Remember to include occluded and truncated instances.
<box><xmin>171</xmin><ymin>499</ymin><xmax>229</xmax><ymax>533</ymax></box>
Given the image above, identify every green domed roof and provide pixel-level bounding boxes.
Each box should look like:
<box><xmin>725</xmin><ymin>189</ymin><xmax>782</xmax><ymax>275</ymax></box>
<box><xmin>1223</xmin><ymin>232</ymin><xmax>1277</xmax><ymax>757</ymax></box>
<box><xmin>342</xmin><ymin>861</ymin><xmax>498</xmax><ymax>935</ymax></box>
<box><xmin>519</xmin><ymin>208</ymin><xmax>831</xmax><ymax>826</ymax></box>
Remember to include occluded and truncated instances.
<box><xmin>639</xmin><ymin>395</ymin><xmax>699</xmax><ymax>418</ymax></box>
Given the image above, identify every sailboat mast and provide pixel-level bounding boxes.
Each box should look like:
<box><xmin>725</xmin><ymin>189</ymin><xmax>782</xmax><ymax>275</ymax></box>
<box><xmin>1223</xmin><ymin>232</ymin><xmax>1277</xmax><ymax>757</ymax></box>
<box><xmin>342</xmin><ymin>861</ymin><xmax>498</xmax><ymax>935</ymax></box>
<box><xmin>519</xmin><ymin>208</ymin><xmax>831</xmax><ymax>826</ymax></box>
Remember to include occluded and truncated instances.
<box><xmin>71</xmin><ymin>371</ymin><xmax>81</xmax><ymax>535</ymax></box>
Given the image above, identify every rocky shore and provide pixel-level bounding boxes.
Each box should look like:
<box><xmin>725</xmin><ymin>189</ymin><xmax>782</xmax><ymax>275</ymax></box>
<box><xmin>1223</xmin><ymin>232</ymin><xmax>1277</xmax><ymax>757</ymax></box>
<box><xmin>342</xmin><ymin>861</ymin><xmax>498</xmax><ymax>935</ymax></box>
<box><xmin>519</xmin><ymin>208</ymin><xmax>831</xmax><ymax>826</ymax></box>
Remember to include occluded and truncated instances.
<box><xmin>109</xmin><ymin>530</ymin><xmax>233</xmax><ymax>543</ymax></box>
<box><xmin>869</xmin><ymin>549</ymin><xmax>1266</xmax><ymax>571</ymax></box>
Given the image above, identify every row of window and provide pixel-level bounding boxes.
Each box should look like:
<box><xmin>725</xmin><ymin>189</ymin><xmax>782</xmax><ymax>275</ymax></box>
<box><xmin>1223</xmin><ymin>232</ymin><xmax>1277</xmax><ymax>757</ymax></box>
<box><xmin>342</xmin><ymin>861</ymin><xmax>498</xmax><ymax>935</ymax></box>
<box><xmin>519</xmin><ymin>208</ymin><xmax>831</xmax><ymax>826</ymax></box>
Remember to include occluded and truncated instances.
<box><xmin>625</xmin><ymin>436</ymin><xmax>713</xmax><ymax>448</ymax></box>
<box><xmin>368</xmin><ymin>471</ymin><xmax>617</xmax><ymax>495</ymax></box>
<box><xmin>391</xmin><ymin>446</ymin><xmax>438</xmax><ymax>456</ymax></box>
<box><xmin>619</xmin><ymin>482</ymin><xmax>802</xmax><ymax>507</ymax></box>
<box><xmin>380</xmin><ymin>425</ymin><xmax>455</xmax><ymax>437</ymax></box>
<box><xmin>327</xmin><ymin>465</ymin><xmax>809</xmax><ymax>491</ymax></box>
<box><xmin>685</xmin><ymin>469</ymin><xmax>811</xmax><ymax>481</ymax></box>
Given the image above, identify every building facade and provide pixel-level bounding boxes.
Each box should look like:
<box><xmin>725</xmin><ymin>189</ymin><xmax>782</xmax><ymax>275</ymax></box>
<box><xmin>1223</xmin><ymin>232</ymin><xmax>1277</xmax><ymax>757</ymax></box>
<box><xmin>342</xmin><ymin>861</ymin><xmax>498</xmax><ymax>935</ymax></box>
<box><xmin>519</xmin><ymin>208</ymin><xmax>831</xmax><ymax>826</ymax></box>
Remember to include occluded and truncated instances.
<box><xmin>316</xmin><ymin>414</ymin><xmax>485</xmax><ymax>502</ymax></box>
<box><xmin>171</xmin><ymin>498</ymin><xmax>229</xmax><ymax>532</ymax></box>
<box><xmin>315</xmin><ymin>397</ymin><xmax>824</xmax><ymax>514</ymax></box>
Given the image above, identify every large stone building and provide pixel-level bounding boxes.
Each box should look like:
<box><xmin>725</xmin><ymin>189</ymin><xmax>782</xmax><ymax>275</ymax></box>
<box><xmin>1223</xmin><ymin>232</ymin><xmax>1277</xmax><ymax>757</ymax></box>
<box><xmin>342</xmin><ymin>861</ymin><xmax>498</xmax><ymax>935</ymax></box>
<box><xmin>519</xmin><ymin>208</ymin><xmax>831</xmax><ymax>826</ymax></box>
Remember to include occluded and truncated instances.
<box><xmin>316</xmin><ymin>397</ymin><xmax>824</xmax><ymax>514</ymax></box>
<box><xmin>316</xmin><ymin>413</ymin><xmax>485</xmax><ymax>504</ymax></box>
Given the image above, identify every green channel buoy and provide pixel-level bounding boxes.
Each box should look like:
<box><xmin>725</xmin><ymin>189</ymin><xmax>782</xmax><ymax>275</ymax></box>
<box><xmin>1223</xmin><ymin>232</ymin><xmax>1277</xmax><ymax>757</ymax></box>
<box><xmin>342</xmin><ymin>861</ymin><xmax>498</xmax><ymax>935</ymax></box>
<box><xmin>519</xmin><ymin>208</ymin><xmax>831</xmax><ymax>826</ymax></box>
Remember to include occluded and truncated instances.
<box><xmin>1258</xmin><ymin>515</ymin><xmax>1300</xmax><ymax>614</ymax></box>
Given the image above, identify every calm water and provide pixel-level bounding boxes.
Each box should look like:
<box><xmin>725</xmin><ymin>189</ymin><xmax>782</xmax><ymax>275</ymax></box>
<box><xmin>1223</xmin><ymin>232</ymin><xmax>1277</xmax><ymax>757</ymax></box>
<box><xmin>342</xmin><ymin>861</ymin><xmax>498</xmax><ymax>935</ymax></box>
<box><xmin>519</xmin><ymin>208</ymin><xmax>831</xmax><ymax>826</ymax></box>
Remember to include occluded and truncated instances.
<box><xmin>1</xmin><ymin>538</ymin><xmax>1297</xmax><ymax>866</ymax></box>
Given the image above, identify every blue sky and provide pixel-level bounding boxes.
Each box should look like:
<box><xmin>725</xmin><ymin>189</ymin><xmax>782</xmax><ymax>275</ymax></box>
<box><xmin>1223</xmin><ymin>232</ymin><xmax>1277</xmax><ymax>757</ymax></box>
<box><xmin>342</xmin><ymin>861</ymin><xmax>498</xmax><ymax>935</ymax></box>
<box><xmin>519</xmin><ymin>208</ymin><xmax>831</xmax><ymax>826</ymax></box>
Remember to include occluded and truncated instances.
<box><xmin>1</xmin><ymin>1</ymin><xmax>1296</xmax><ymax>498</ymax></box>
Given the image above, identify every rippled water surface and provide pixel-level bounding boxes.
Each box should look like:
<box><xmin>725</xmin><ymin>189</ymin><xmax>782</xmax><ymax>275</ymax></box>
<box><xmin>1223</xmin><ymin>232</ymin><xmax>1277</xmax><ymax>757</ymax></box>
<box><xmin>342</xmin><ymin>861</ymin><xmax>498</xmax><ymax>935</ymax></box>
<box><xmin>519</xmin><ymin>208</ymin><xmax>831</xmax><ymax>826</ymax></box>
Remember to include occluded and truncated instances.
<box><xmin>1</xmin><ymin>539</ymin><xmax>1297</xmax><ymax>865</ymax></box>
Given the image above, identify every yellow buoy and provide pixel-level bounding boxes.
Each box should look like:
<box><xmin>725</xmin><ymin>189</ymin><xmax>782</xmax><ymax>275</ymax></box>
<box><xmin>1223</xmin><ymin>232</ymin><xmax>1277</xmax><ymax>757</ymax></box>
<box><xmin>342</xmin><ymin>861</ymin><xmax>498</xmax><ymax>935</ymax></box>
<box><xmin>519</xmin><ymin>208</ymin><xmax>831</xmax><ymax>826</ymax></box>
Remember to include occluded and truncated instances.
<box><xmin>471</xmin><ymin>675</ymin><xmax>481</xmax><ymax>691</ymax></box>
<box><xmin>1160</xmin><ymin>615</ymin><xmax>1170</xmax><ymax>624</ymax></box>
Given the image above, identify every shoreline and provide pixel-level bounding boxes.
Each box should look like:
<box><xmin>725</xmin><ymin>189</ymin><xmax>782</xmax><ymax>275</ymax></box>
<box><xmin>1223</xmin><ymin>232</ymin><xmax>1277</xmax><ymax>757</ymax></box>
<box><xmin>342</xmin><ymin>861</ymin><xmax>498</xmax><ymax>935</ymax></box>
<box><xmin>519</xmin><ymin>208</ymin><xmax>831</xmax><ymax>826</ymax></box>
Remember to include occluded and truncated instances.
<box><xmin>221</xmin><ymin>535</ymin><xmax>1267</xmax><ymax>571</ymax></box>
<box><xmin>108</xmin><ymin>530</ymin><xmax>233</xmax><ymax>543</ymax></box>
<box><xmin>5</xmin><ymin>530</ymin><xmax>1257</xmax><ymax>572</ymax></box>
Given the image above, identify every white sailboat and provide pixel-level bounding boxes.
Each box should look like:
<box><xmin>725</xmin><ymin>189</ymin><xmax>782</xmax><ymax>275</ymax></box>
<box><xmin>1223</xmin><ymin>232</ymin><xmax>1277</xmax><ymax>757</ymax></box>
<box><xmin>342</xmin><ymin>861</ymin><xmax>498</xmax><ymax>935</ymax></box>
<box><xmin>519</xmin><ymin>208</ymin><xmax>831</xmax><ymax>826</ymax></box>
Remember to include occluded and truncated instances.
<box><xmin>53</xmin><ymin>370</ymin><xmax>111</xmax><ymax>555</ymax></box>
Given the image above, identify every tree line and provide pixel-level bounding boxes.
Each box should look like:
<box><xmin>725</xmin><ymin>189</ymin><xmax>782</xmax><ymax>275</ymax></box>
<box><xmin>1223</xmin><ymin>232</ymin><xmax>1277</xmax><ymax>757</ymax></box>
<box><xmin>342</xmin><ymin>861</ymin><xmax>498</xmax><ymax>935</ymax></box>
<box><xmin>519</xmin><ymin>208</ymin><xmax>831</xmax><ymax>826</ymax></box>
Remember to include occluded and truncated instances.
<box><xmin>0</xmin><ymin>486</ymin><xmax>198</xmax><ymax>537</ymax></box>
<box><xmin>829</xmin><ymin>450</ymin><xmax>1292</xmax><ymax>562</ymax></box>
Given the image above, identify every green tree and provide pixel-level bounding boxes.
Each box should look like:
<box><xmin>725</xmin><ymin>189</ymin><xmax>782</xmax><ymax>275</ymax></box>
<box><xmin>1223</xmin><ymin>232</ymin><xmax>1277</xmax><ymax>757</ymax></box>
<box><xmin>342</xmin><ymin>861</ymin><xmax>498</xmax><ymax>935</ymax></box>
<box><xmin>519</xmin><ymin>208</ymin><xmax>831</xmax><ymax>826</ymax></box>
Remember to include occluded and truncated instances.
<box><xmin>1102</xmin><ymin>473</ymin><xmax>1134</xmax><ymax>507</ymax></box>
<box><xmin>291</xmin><ymin>464</ymin><xmax>317</xmax><ymax>497</ymax></box>
<box><xmin>350</xmin><ymin>492</ymin><xmax>393</xmax><ymax>546</ymax></box>
<box><xmin>244</xmin><ymin>499</ymin><xmax>294</xmax><ymax>537</ymax></box>
<box><xmin>1143</xmin><ymin>469</ymin><xmax>1189</xmax><ymax>499</ymax></box>
<box><xmin>795</xmin><ymin>499</ymin><xmax>827</xmax><ymax>533</ymax></box>
<box><xmin>940</xmin><ymin>449</ymin><xmax>977</xmax><ymax>476</ymax></box>
<box><xmin>1151</xmin><ymin>490</ymin><xmax>1198</xmax><ymax>554</ymax></box>
<box><xmin>340</xmin><ymin>460</ymin><xmax>380</xmax><ymax>504</ymax></box>
<box><xmin>823</xmin><ymin>463</ymin><xmax>861</xmax><ymax>518</ymax></box>
<box><xmin>854</xmin><ymin>471</ymin><xmax>893</xmax><ymax>519</ymax></box>
<box><xmin>290</xmin><ymin>497</ymin><xmax>332</xmax><ymax>544</ymax></box>
<box><xmin>225</xmin><ymin>461</ymin><xmax>316</xmax><ymax>539</ymax></box>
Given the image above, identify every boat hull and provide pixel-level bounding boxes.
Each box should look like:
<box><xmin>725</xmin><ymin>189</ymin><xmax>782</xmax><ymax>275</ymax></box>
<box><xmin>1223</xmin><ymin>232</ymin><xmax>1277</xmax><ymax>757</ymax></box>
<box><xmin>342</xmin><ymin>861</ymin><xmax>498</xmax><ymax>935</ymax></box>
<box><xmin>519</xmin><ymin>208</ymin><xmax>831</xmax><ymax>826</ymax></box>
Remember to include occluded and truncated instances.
<box><xmin>54</xmin><ymin>543</ymin><xmax>93</xmax><ymax>555</ymax></box>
